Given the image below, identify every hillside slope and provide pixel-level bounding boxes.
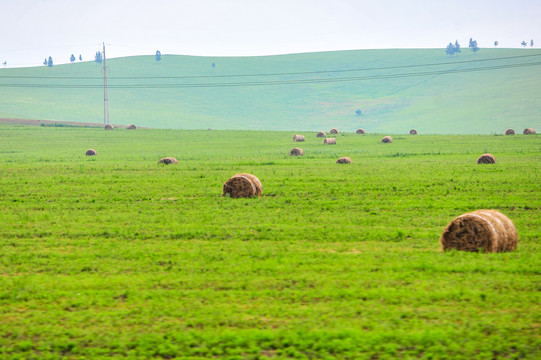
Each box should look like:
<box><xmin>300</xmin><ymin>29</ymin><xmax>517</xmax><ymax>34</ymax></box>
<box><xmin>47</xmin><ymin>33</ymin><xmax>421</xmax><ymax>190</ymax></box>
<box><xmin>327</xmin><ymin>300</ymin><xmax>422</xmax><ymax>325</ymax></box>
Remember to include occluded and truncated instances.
<box><xmin>1</xmin><ymin>49</ymin><xmax>540</xmax><ymax>133</ymax></box>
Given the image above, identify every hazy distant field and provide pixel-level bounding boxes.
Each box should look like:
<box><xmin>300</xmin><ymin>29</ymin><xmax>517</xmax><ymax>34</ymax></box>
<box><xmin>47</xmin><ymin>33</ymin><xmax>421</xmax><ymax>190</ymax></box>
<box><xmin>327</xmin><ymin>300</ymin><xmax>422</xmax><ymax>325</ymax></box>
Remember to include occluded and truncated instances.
<box><xmin>0</xmin><ymin>125</ymin><xmax>539</xmax><ymax>359</ymax></box>
<box><xmin>1</xmin><ymin>48</ymin><xmax>541</xmax><ymax>133</ymax></box>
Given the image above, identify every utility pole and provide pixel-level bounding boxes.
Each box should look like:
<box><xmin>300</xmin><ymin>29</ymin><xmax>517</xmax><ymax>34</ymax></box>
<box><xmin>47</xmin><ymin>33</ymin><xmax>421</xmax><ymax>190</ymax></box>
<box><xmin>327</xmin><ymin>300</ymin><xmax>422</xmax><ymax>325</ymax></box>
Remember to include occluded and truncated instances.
<box><xmin>102</xmin><ymin>42</ymin><xmax>110</xmax><ymax>127</ymax></box>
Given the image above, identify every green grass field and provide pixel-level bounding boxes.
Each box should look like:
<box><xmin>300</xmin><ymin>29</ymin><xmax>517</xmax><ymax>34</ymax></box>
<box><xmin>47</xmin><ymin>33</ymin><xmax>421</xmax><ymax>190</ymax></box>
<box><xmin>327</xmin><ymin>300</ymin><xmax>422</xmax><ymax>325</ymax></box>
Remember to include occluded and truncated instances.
<box><xmin>1</xmin><ymin>48</ymin><xmax>541</xmax><ymax>133</ymax></box>
<box><xmin>0</xmin><ymin>125</ymin><xmax>540</xmax><ymax>359</ymax></box>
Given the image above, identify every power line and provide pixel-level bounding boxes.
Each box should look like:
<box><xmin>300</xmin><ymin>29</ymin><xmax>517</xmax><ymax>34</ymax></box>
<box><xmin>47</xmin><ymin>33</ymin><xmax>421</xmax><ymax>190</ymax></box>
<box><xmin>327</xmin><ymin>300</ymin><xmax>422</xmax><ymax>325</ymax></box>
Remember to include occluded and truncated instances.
<box><xmin>0</xmin><ymin>60</ymin><xmax>540</xmax><ymax>89</ymax></box>
<box><xmin>1</xmin><ymin>52</ymin><xmax>541</xmax><ymax>81</ymax></box>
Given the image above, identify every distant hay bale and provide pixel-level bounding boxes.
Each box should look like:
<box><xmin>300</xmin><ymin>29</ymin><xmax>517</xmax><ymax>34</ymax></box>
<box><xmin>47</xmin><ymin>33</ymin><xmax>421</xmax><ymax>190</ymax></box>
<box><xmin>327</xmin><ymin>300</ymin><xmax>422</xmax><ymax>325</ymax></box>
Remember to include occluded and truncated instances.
<box><xmin>293</xmin><ymin>134</ymin><xmax>305</xmax><ymax>142</ymax></box>
<box><xmin>382</xmin><ymin>136</ymin><xmax>393</xmax><ymax>143</ymax></box>
<box><xmin>336</xmin><ymin>156</ymin><xmax>352</xmax><ymax>164</ymax></box>
<box><xmin>477</xmin><ymin>153</ymin><xmax>496</xmax><ymax>164</ymax></box>
<box><xmin>317</xmin><ymin>131</ymin><xmax>327</xmax><ymax>137</ymax></box>
<box><xmin>289</xmin><ymin>147</ymin><xmax>304</xmax><ymax>156</ymax></box>
<box><xmin>85</xmin><ymin>149</ymin><xmax>97</xmax><ymax>156</ymax></box>
<box><xmin>126</xmin><ymin>124</ymin><xmax>136</xmax><ymax>130</ymax></box>
<box><xmin>440</xmin><ymin>210</ymin><xmax>518</xmax><ymax>253</ymax></box>
<box><xmin>158</xmin><ymin>157</ymin><xmax>178</xmax><ymax>165</ymax></box>
<box><xmin>356</xmin><ymin>129</ymin><xmax>366</xmax><ymax>134</ymax></box>
<box><xmin>523</xmin><ymin>128</ymin><xmax>536</xmax><ymax>135</ymax></box>
<box><xmin>104</xmin><ymin>124</ymin><xmax>114</xmax><ymax>130</ymax></box>
<box><xmin>222</xmin><ymin>173</ymin><xmax>262</xmax><ymax>198</ymax></box>
<box><xmin>330</xmin><ymin>128</ymin><xmax>339</xmax><ymax>134</ymax></box>
<box><xmin>324</xmin><ymin>138</ymin><xmax>336</xmax><ymax>145</ymax></box>
<box><xmin>505</xmin><ymin>129</ymin><xmax>515</xmax><ymax>135</ymax></box>
<box><xmin>410</xmin><ymin>129</ymin><xmax>418</xmax><ymax>135</ymax></box>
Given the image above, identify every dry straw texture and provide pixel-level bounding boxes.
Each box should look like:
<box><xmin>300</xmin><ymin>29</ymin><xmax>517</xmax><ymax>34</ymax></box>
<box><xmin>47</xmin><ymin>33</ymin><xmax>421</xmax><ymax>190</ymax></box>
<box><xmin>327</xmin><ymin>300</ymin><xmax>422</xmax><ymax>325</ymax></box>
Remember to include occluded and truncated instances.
<box><xmin>356</xmin><ymin>129</ymin><xmax>366</xmax><ymax>134</ymax></box>
<box><xmin>336</xmin><ymin>157</ymin><xmax>352</xmax><ymax>164</ymax></box>
<box><xmin>505</xmin><ymin>129</ymin><xmax>515</xmax><ymax>135</ymax></box>
<box><xmin>126</xmin><ymin>124</ymin><xmax>136</xmax><ymax>130</ymax></box>
<box><xmin>289</xmin><ymin>148</ymin><xmax>304</xmax><ymax>156</ymax></box>
<box><xmin>410</xmin><ymin>129</ymin><xmax>418</xmax><ymax>135</ymax></box>
<box><xmin>105</xmin><ymin>124</ymin><xmax>114</xmax><ymax>130</ymax></box>
<box><xmin>523</xmin><ymin>128</ymin><xmax>536</xmax><ymax>135</ymax></box>
<box><xmin>158</xmin><ymin>157</ymin><xmax>178</xmax><ymax>165</ymax></box>
<box><xmin>222</xmin><ymin>173</ymin><xmax>262</xmax><ymax>198</ymax></box>
<box><xmin>85</xmin><ymin>149</ymin><xmax>97</xmax><ymax>156</ymax></box>
<box><xmin>324</xmin><ymin>138</ymin><xmax>337</xmax><ymax>145</ymax></box>
<box><xmin>440</xmin><ymin>210</ymin><xmax>517</xmax><ymax>253</ymax></box>
<box><xmin>382</xmin><ymin>136</ymin><xmax>393</xmax><ymax>143</ymax></box>
<box><xmin>330</xmin><ymin>128</ymin><xmax>339</xmax><ymax>134</ymax></box>
<box><xmin>293</xmin><ymin>134</ymin><xmax>305</xmax><ymax>142</ymax></box>
<box><xmin>477</xmin><ymin>153</ymin><xmax>496</xmax><ymax>164</ymax></box>
<box><xmin>317</xmin><ymin>131</ymin><xmax>327</xmax><ymax>137</ymax></box>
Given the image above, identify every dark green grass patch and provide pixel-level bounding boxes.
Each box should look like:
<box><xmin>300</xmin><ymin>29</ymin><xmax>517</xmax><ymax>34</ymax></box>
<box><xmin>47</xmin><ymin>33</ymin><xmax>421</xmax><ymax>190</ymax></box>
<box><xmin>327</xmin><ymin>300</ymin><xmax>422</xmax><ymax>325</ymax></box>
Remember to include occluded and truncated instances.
<box><xmin>0</xmin><ymin>126</ymin><xmax>540</xmax><ymax>359</ymax></box>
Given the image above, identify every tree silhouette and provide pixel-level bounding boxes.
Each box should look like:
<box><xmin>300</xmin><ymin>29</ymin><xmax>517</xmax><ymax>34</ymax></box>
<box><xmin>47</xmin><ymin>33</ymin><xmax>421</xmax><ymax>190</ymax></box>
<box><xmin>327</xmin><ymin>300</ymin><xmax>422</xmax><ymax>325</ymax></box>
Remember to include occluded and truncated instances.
<box><xmin>155</xmin><ymin>50</ymin><xmax>162</xmax><ymax>62</ymax></box>
<box><xmin>47</xmin><ymin>56</ymin><xmax>53</xmax><ymax>68</ymax></box>
<box><xmin>70</xmin><ymin>54</ymin><xmax>76</xmax><ymax>63</ymax></box>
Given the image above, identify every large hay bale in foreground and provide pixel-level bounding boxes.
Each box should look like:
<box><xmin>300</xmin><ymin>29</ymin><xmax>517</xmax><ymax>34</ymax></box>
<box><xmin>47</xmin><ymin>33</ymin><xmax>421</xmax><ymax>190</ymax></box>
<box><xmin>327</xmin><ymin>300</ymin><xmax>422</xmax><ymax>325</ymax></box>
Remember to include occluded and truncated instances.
<box><xmin>410</xmin><ymin>129</ymin><xmax>418</xmax><ymax>135</ymax></box>
<box><xmin>316</xmin><ymin>131</ymin><xmax>327</xmax><ymax>138</ymax></box>
<box><xmin>523</xmin><ymin>128</ymin><xmax>536</xmax><ymax>135</ymax></box>
<box><xmin>293</xmin><ymin>134</ymin><xmax>305</xmax><ymax>142</ymax></box>
<box><xmin>505</xmin><ymin>129</ymin><xmax>515</xmax><ymax>135</ymax></box>
<box><xmin>356</xmin><ymin>129</ymin><xmax>366</xmax><ymax>134</ymax></box>
<box><xmin>440</xmin><ymin>210</ymin><xmax>517</xmax><ymax>253</ymax></box>
<box><xmin>477</xmin><ymin>153</ymin><xmax>496</xmax><ymax>164</ymax></box>
<box><xmin>289</xmin><ymin>147</ymin><xmax>304</xmax><ymax>156</ymax></box>
<box><xmin>85</xmin><ymin>149</ymin><xmax>97</xmax><ymax>156</ymax></box>
<box><xmin>105</xmin><ymin>124</ymin><xmax>114</xmax><ymax>130</ymax></box>
<box><xmin>382</xmin><ymin>136</ymin><xmax>393</xmax><ymax>143</ymax></box>
<box><xmin>330</xmin><ymin>128</ymin><xmax>339</xmax><ymax>134</ymax></box>
<box><xmin>126</xmin><ymin>124</ymin><xmax>136</xmax><ymax>130</ymax></box>
<box><xmin>158</xmin><ymin>157</ymin><xmax>178</xmax><ymax>165</ymax></box>
<box><xmin>222</xmin><ymin>173</ymin><xmax>262</xmax><ymax>198</ymax></box>
<box><xmin>336</xmin><ymin>156</ymin><xmax>352</xmax><ymax>164</ymax></box>
<box><xmin>324</xmin><ymin>138</ymin><xmax>336</xmax><ymax>145</ymax></box>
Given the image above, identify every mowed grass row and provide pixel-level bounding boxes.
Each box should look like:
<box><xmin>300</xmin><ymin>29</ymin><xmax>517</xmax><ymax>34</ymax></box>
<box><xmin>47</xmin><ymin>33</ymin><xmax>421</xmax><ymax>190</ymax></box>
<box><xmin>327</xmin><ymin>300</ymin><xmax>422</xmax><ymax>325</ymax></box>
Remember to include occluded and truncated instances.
<box><xmin>0</xmin><ymin>125</ymin><xmax>540</xmax><ymax>359</ymax></box>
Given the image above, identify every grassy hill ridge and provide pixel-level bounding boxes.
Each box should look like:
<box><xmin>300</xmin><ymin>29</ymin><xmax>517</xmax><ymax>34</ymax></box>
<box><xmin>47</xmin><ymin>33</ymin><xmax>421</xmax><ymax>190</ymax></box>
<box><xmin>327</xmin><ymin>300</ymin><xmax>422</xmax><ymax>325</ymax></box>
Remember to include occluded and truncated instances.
<box><xmin>1</xmin><ymin>48</ymin><xmax>540</xmax><ymax>133</ymax></box>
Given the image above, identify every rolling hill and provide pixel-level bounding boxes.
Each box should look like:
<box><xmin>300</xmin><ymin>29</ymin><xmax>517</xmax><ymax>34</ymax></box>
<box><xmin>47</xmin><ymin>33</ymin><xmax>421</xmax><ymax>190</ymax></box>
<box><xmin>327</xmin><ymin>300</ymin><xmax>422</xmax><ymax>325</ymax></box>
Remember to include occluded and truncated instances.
<box><xmin>1</xmin><ymin>48</ymin><xmax>540</xmax><ymax>133</ymax></box>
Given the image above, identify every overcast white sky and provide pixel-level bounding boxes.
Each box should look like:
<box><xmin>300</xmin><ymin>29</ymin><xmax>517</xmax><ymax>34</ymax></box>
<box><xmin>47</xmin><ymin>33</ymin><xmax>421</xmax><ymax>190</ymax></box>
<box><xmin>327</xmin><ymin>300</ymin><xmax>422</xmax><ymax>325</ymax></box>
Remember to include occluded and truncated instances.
<box><xmin>1</xmin><ymin>0</ymin><xmax>540</xmax><ymax>67</ymax></box>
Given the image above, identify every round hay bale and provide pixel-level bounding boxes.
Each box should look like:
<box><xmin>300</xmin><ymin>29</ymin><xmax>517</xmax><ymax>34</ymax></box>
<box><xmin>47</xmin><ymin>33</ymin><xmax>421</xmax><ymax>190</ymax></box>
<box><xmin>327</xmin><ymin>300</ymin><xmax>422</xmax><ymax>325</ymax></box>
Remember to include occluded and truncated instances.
<box><xmin>330</xmin><ymin>128</ymin><xmax>339</xmax><ymax>134</ymax></box>
<box><xmin>440</xmin><ymin>210</ymin><xmax>517</xmax><ymax>253</ymax></box>
<box><xmin>410</xmin><ymin>129</ymin><xmax>418</xmax><ymax>135</ymax></box>
<box><xmin>382</xmin><ymin>136</ymin><xmax>393</xmax><ymax>143</ymax></box>
<box><xmin>222</xmin><ymin>173</ymin><xmax>262</xmax><ymax>198</ymax></box>
<box><xmin>293</xmin><ymin>134</ymin><xmax>305</xmax><ymax>142</ymax></box>
<box><xmin>104</xmin><ymin>124</ymin><xmax>114</xmax><ymax>130</ymax></box>
<box><xmin>126</xmin><ymin>124</ymin><xmax>136</xmax><ymax>130</ymax></box>
<box><xmin>316</xmin><ymin>131</ymin><xmax>327</xmax><ymax>138</ymax></box>
<box><xmin>523</xmin><ymin>128</ymin><xmax>536</xmax><ymax>135</ymax></box>
<box><xmin>158</xmin><ymin>157</ymin><xmax>178</xmax><ymax>165</ymax></box>
<box><xmin>477</xmin><ymin>153</ymin><xmax>496</xmax><ymax>164</ymax></box>
<box><xmin>356</xmin><ymin>129</ymin><xmax>366</xmax><ymax>134</ymax></box>
<box><xmin>324</xmin><ymin>138</ymin><xmax>336</xmax><ymax>145</ymax></box>
<box><xmin>85</xmin><ymin>149</ymin><xmax>97</xmax><ymax>156</ymax></box>
<box><xmin>505</xmin><ymin>129</ymin><xmax>515</xmax><ymax>135</ymax></box>
<box><xmin>289</xmin><ymin>147</ymin><xmax>304</xmax><ymax>156</ymax></box>
<box><xmin>336</xmin><ymin>156</ymin><xmax>352</xmax><ymax>164</ymax></box>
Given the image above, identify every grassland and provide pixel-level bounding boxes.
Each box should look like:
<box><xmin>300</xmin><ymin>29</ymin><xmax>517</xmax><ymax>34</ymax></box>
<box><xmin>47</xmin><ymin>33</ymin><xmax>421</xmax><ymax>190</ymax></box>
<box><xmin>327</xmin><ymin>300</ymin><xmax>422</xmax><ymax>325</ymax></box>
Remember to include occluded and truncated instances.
<box><xmin>0</xmin><ymin>124</ymin><xmax>540</xmax><ymax>359</ymax></box>
<box><xmin>1</xmin><ymin>48</ymin><xmax>541</xmax><ymax>133</ymax></box>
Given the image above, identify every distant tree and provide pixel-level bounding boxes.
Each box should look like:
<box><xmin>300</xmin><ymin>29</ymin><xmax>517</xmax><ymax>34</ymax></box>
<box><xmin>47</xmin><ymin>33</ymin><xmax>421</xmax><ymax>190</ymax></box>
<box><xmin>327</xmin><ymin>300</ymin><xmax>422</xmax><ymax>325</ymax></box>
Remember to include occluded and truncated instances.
<box><xmin>43</xmin><ymin>58</ymin><xmax>48</xmax><ymax>66</ymax></box>
<box><xmin>79</xmin><ymin>54</ymin><xmax>82</xmax><ymax>61</ymax></box>
<box><xmin>521</xmin><ymin>41</ymin><xmax>527</xmax><ymax>47</ymax></box>
<box><xmin>494</xmin><ymin>41</ymin><xmax>499</xmax><ymax>47</ymax></box>
<box><xmin>95</xmin><ymin>51</ymin><xmax>103</xmax><ymax>63</ymax></box>
<box><xmin>530</xmin><ymin>39</ymin><xmax>534</xmax><ymax>47</ymax></box>
<box><xmin>468</xmin><ymin>38</ymin><xmax>474</xmax><ymax>48</ymax></box>
<box><xmin>155</xmin><ymin>50</ymin><xmax>161</xmax><ymax>62</ymax></box>
<box><xmin>355</xmin><ymin>109</ymin><xmax>362</xmax><ymax>116</ymax></box>
<box><xmin>471</xmin><ymin>40</ymin><xmax>479</xmax><ymax>53</ymax></box>
<box><xmin>47</xmin><ymin>56</ymin><xmax>53</xmax><ymax>68</ymax></box>
<box><xmin>70</xmin><ymin>54</ymin><xmax>76</xmax><ymax>63</ymax></box>
<box><xmin>454</xmin><ymin>40</ymin><xmax>461</xmax><ymax>53</ymax></box>
<box><xmin>212</xmin><ymin>62</ymin><xmax>215</xmax><ymax>68</ymax></box>
<box><xmin>445</xmin><ymin>42</ymin><xmax>456</xmax><ymax>55</ymax></box>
